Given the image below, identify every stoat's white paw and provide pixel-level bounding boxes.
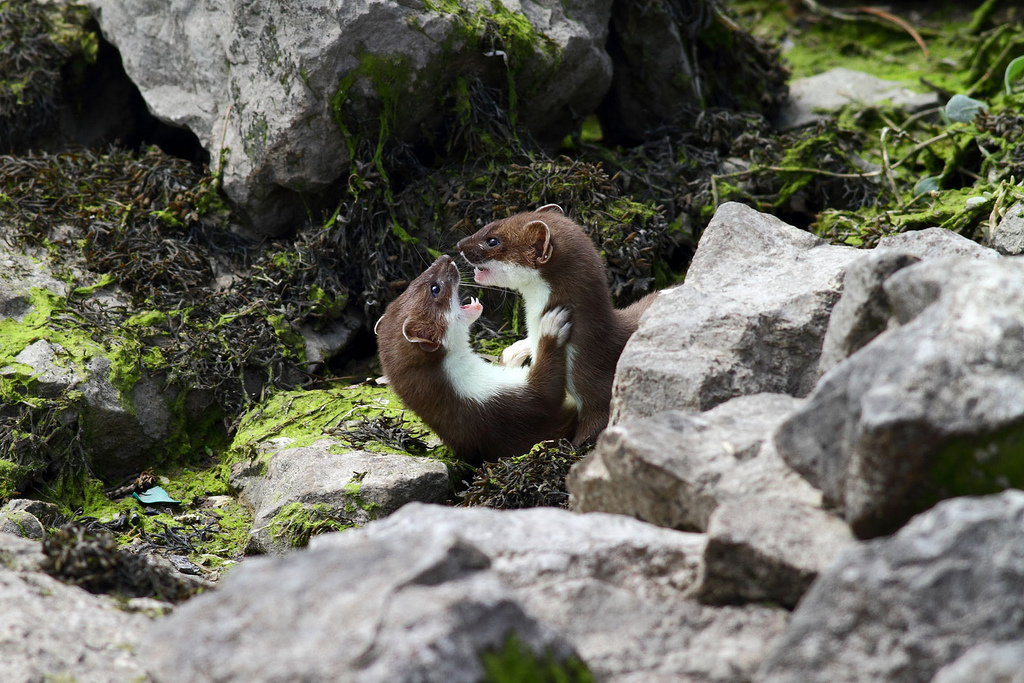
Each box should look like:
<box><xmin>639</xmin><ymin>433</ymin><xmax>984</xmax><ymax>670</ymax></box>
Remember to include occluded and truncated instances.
<box><xmin>539</xmin><ymin>306</ymin><xmax>571</xmax><ymax>345</ymax></box>
<box><xmin>500</xmin><ymin>339</ymin><xmax>532</xmax><ymax>368</ymax></box>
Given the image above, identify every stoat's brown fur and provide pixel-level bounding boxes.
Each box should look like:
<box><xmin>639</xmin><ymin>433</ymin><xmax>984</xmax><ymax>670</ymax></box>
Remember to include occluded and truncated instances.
<box><xmin>375</xmin><ymin>254</ymin><xmax>577</xmax><ymax>466</ymax></box>
<box><xmin>457</xmin><ymin>206</ymin><xmax>657</xmax><ymax>444</ymax></box>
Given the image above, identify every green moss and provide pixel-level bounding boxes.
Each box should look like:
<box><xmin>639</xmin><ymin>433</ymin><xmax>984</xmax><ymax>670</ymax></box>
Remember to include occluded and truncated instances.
<box><xmin>481</xmin><ymin>634</ymin><xmax>594</xmax><ymax>683</ymax></box>
<box><xmin>0</xmin><ymin>460</ymin><xmax>31</xmax><ymax>500</ymax></box>
<box><xmin>926</xmin><ymin>421</ymin><xmax>1024</xmax><ymax>506</ymax></box>
<box><xmin>268</xmin><ymin>501</ymin><xmax>354</xmax><ymax>548</ymax></box>
<box><xmin>225</xmin><ymin>383</ymin><xmax>452</xmax><ymax>467</ymax></box>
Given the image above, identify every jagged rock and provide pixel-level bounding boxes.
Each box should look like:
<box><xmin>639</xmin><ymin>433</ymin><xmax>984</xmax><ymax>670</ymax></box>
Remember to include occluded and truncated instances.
<box><xmin>931</xmin><ymin>642</ymin><xmax>1024</xmax><ymax>683</ymax></box>
<box><xmin>0</xmin><ymin>531</ymin><xmax>47</xmax><ymax>572</ymax></box>
<box><xmin>775</xmin><ymin>257</ymin><xmax>1024</xmax><ymax>537</ymax></box>
<box><xmin>233</xmin><ymin>438</ymin><xmax>450</xmax><ymax>554</ymax></box>
<box><xmin>817</xmin><ymin>250</ymin><xmax>920</xmax><ymax>376</ymax></box>
<box><xmin>772</xmin><ymin>67</ymin><xmax>939</xmax><ymax>131</ymax></box>
<box><xmin>142</xmin><ymin>518</ymin><xmax>580</xmax><ymax>683</ymax></box>
<box><xmin>818</xmin><ymin>232</ymin><xmax>999</xmax><ymax>376</ymax></box>
<box><xmin>756</xmin><ymin>491</ymin><xmax>1024</xmax><ymax>683</ymax></box>
<box><xmin>0</xmin><ymin>548</ymin><xmax>151</xmax><ymax>682</ymax></box>
<box><xmin>87</xmin><ymin>0</ymin><xmax>614</xmax><ymax>235</ymax></box>
<box><xmin>339</xmin><ymin>503</ymin><xmax>790</xmax><ymax>682</ymax></box>
<box><xmin>988</xmin><ymin>201</ymin><xmax>1024</xmax><ymax>255</ymax></box>
<box><xmin>611</xmin><ymin>202</ymin><xmax>860</xmax><ymax>423</ymax></box>
<box><xmin>570</xmin><ymin>393</ymin><xmax>819</xmax><ymax>532</ymax></box>
<box><xmin>696</xmin><ymin>498</ymin><xmax>854</xmax><ymax>609</ymax></box>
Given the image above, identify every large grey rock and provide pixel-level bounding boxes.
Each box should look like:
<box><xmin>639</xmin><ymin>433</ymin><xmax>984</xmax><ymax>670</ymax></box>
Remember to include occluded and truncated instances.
<box><xmin>988</xmin><ymin>201</ymin><xmax>1024</xmax><ymax>255</ymax></box>
<box><xmin>756</xmin><ymin>491</ymin><xmax>1024</xmax><ymax>683</ymax></box>
<box><xmin>775</xmin><ymin>257</ymin><xmax>1024</xmax><ymax>537</ymax></box>
<box><xmin>342</xmin><ymin>504</ymin><xmax>790</xmax><ymax>683</ymax></box>
<box><xmin>931</xmin><ymin>642</ymin><xmax>1024</xmax><ymax>683</ymax></box>
<box><xmin>773</xmin><ymin>67</ymin><xmax>939</xmax><ymax>131</ymax></box>
<box><xmin>696</xmin><ymin>498</ymin><xmax>854</xmax><ymax>609</ymax></box>
<box><xmin>0</xmin><ymin>558</ymin><xmax>151</xmax><ymax>683</ymax></box>
<box><xmin>611</xmin><ymin>202</ymin><xmax>860</xmax><ymax>423</ymax></box>
<box><xmin>143</xmin><ymin>522</ymin><xmax>578</xmax><ymax>683</ymax></box>
<box><xmin>235</xmin><ymin>438</ymin><xmax>450</xmax><ymax>554</ymax></box>
<box><xmin>571</xmin><ymin>393</ymin><xmax>819</xmax><ymax>532</ymax></box>
<box><xmin>88</xmin><ymin>0</ymin><xmax>614</xmax><ymax>235</ymax></box>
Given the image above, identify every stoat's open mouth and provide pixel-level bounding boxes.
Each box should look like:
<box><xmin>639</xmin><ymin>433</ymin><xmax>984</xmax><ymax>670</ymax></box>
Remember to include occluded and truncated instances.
<box><xmin>460</xmin><ymin>296</ymin><xmax>481</xmax><ymax>310</ymax></box>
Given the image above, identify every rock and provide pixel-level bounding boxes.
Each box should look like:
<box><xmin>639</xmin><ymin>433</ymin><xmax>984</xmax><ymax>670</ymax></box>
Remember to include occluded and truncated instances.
<box><xmin>696</xmin><ymin>498</ymin><xmax>854</xmax><ymax>609</ymax></box>
<box><xmin>0</xmin><ymin>560</ymin><xmax>150</xmax><ymax>682</ymax></box>
<box><xmin>300</xmin><ymin>312</ymin><xmax>363</xmax><ymax>372</ymax></box>
<box><xmin>611</xmin><ymin>202</ymin><xmax>860</xmax><ymax>423</ymax></box>
<box><xmin>819</xmin><ymin>230</ymin><xmax>1000</xmax><ymax>376</ymax></box>
<box><xmin>88</xmin><ymin>0</ymin><xmax>614</xmax><ymax>235</ymax></box>
<box><xmin>343</xmin><ymin>503</ymin><xmax>790</xmax><ymax>682</ymax></box>
<box><xmin>0</xmin><ymin>510</ymin><xmax>45</xmax><ymax>540</ymax></box>
<box><xmin>931</xmin><ymin>642</ymin><xmax>1024</xmax><ymax>683</ymax></box>
<box><xmin>775</xmin><ymin>257</ymin><xmax>1024</xmax><ymax>537</ymax></box>
<box><xmin>235</xmin><ymin>438</ymin><xmax>450</xmax><ymax>554</ymax></box>
<box><xmin>817</xmin><ymin>250</ymin><xmax>919</xmax><ymax>376</ymax></box>
<box><xmin>876</xmin><ymin>226</ymin><xmax>1001</xmax><ymax>260</ymax></box>
<box><xmin>0</xmin><ymin>242</ymin><xmax>68</xmax><ymax>321</ymax></box>
<box><xmin>0</xmin><ymin>531</ymin><xmax>47</xmax><ymax>573</ymax></box>
<box><xmin>772</xmin><ymin>67</ymin><xmax>939</xmax><ymax>131</ymax></box>
<box><xmin>571</xmin><ymin>393</ymin><xmax>820</xmax><ymax>532</ymax></box>
<box><xmin>5</xmin><ymin>499</ymin><xmax>61</xmax><ymax>527</ymax></box>
<box><xmin>12</xmin><ymin>339</ymin><xmax>82</xmax><ymax>398</ymax></box>
<box><xmin>79</xmin><ymin>357</ymin><xmax>174</xmax><ymax>479</ymax></box>
<box><xmin>142</xmin><ymin>520</ymin><xmax>580</xmax><ymax>683</ymax></box>
<box><xmin>756</xmin><ymin>491</ymin><xmax>1024</xmax><ymax>683</ymax></box>
<box><xmin>987</xmin><ymin>200</ymin><xmax>1024</xmax><ymax>255</ymax></box>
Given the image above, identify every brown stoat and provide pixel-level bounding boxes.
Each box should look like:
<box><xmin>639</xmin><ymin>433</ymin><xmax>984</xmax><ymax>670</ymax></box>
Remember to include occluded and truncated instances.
<box><xmin>375</xmin><ymin>254</ymin><xmax>577</xmax><ymax>466</ymax></box>
<box><xmin>456</xmin><ymin>205</ymin><xmax>657</xmax><ymax>444</ymax></box>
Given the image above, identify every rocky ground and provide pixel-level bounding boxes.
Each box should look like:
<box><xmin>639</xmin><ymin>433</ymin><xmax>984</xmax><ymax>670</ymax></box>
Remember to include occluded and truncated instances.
<box><xmin>4</xmin><ymin>0</ymin><xmax>1024</xmax><ymax>681</ymax></box>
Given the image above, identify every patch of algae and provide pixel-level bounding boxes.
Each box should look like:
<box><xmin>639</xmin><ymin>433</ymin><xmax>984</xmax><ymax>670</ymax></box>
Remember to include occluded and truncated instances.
<box><xmin>224</xmin><ymin>383</ymin><xmax>456</xmax><ymax>471</ymax></box>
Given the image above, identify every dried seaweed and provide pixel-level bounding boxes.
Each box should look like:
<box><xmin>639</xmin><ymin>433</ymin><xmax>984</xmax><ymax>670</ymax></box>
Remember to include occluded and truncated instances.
<box><xmin>328</xmin><ymin>412</ymin><xmax>432</xmax><ymax>455</ymax></box>
<box><xmin>457</xmin><ymin>440</ymin><xmax>591</xmax><ymax>510</ymax></box>
<box><xmin>41</xmin><ymin>522</ymin><xmax>200</xmax><ymax>602</ymax></box>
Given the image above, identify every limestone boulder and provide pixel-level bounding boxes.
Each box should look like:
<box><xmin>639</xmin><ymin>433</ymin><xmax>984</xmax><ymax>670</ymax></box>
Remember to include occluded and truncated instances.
<box><xmin>756</xmin><ymin>491</ymin><xmax>1024</xmax><ymax>683</ymax></box>
<box><xmin>87</xmin><ymin>0</ymin><xmax>615</xmax><ymax>235</ymax></box>
<box><xmin>776</xmin><ymin>257</ymin><xmax>1024</xmax><ymax>537</ymax></box>
<box><xmin>233</xmin><ymin>438</ymin><xmax>450</xmax><ymax>554</ymax></box>
<box><xmin>571</xmin><ymin>393</ymin><xmax>820</xmax><ymax>532</ymax></box>
<box><xmin>611</xmin><ymin>202</ymin><xmax>860</xmax><ymax>423</ymax></box>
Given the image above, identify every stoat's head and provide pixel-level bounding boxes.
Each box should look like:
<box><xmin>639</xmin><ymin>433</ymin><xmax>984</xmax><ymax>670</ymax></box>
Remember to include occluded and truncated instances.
<box><xmin>456</xmin><ymin>204</ymin><xmax>563</xmax><ymax>290</ymax></box>
<box><xmin>375</xmin><ymin>255</ymin><xmax>481</xmax><ymax>357</ymax></box>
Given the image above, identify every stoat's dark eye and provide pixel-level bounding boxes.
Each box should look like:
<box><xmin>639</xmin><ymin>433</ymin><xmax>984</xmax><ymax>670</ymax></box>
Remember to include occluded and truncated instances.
<box><xmin>430</xmin><ymin>283</ymin><xmax>442</xmax><ymax>297</ymax></box>
<box><xmin>486</xmin><ymin>237</ymin><xmax>500</xmax><ymax>248</ymax></box>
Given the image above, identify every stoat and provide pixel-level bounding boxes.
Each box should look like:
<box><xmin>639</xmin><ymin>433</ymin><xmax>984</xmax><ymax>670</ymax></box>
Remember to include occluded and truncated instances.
<box><xmin>457</xmin><ymin>206</ymin><xmax>657</xmax><ymax>444</ymax></box>
<box><xmin>375</xmin><ymin>254</ymin><xmax>577</xmax><ymax>466</ymax></box>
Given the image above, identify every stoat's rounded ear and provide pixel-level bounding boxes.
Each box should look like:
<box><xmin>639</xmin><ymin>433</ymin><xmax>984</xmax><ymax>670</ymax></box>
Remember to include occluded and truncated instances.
<box><xmin>402</xmin><ymin>318</ymin><xmax>441</xmax><ymax>353</ymax></box>
<box><xmin>525</xmin><ymin>219</ymin><xmax>553</xmax><ymax>264</ymax></box>
<box><xmin>373</xmin><ymin>315</ymin><xmax>385</xmax><ymax>335</ymax></box>
<box><xmin>537</xmin><ymin>203</ymin><xmax>564</xmax><ymax>215</ymax></box>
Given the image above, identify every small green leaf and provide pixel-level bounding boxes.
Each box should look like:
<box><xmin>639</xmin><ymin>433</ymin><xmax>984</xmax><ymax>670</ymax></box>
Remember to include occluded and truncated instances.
<box><xmin>945</xmin><ymin>94</ymin><xmax>987</xmax><ymax>123</ymax></box>
<box><xmin>914</xmin><ymin>176</ymin><xmax>941</xmax><ymax>196</ymax></box>
<box><xmin>1005</xmin><ymin>56</ymin><xmax>1024</xmax><ymax>95</ymax></box>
